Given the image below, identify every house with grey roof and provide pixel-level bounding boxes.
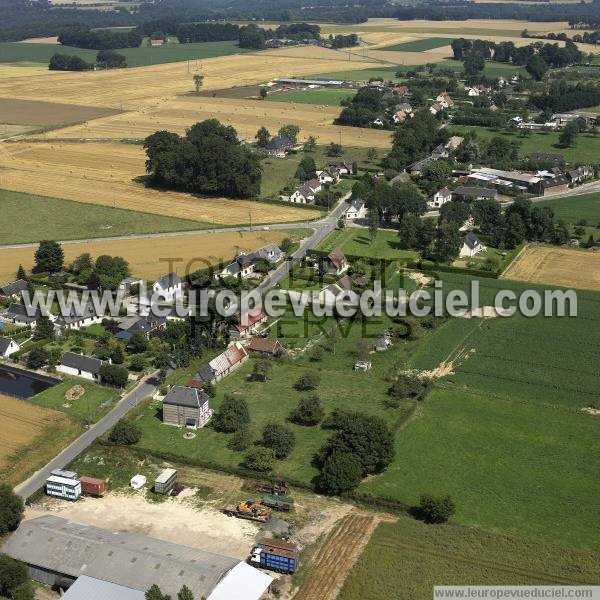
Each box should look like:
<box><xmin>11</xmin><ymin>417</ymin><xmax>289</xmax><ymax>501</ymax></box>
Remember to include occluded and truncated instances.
<box><xmin>153</xmin><ymin>272</ymin><xmax>182</xmax><ymax>302</ymax></box>
<box><xmin>162</xmin><ymin>385</ymin><xmax>212</xmax><ymax>428</ymax></box>
<box><xmin>116</xmin><ymin>314</ymin><xmax>167</xmax><ymax>341</ymax></box>
<box><xmin>57</xmin><ymin>351</ymin><xmax>104</xmax><ymax>381</ymax></box>
<box><xmin>345</xmin><ymin>199</ymin><xmax>366</xmax><ymax>220</ymax></box>
<box><xmin>452</xmin><ymin>186</ymin><xmax>498</xmax><ymax>201</ymax></box>
<box><xmin>0</xmin><ymin>336</ymin><xmax>20</xmax><ymax>359</ymax></box>
<box><xmin>2</xmin><ymin>515</ymin><xmax>272</xmax><ymax>600</ymax></box>
<box><xmin>0</xmin><ymin>279</ymin><xmax>28</xmax><ymax>299</ymax></box>
<box><xmin>1</xmin><ymin>303</ymin><xmax>55</xmax><ymax>327</ymax></box>
<box><xmin>265</xmin><ymin>135</ymin><xmax>293</xmax><ymax>157</ymax></box>
<box><xmin>460</xmin><ymin>232</ymin><xmax>486</xmax><ymax>258</ymax></box>
<box><xmin>55</xmin><ymin>302</ymin><xmax>103</xmax><ymax>331</ymax></box>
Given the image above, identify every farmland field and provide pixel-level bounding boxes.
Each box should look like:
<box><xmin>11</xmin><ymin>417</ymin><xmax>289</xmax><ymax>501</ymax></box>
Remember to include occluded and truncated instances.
<box><xmin>0</xmin><ymin>142</ymin><xmax>320</xmax><ymax>225</ymax></box>
<box><xmin>0</xmin><ymin>229</ymin><xmax>310</xmax><ymax>281</ymax></box>
<box><xmin>502</xmin><ymin>244</ymin><xmax>600</xmax><ymax>291</ymax></box>
<box><xmin>313</xmin><ymin>66</ymin><xmax>403</xmax><ymax>82</ymax></box>
<box><xmin>378</xmin><ymin>37</ymin><xmax>455</xmax><ymax>52</ymax></box>
<box><xmin>0</xmin><ymin>189</ymin><xmax>207</xmax><ymax>245</ymax></box>
<box><xmin>537</xmin><ymin>191</ymin><xmax>600</xmax><ymax>225</ymax></box>
<box><xmin>266</xmin><ymin>88</ymin><xmax>356</xmax><ymax>106</ymax></box>
<box><xmin>318</xmin><ymin>228</ymin><xmax>418</xmax><ymax>261</ymax></box>
<box><xmin>340</xmin><ymin>515</ymin><xmax>600</xmax><ymax>600</ymax></box>
<box><xmin>0</xmin><ymin>393</ymin><xmax>79</xmax><ymax>485</ymax></box>
<box><xmin>436</xmin><ymin>59</ymin><xmax>527</xmax><ymax>77</ymax></box>
<box><xmin>0</xmin><ymin>40</ymin><xmax>251</xmax><ymax>69</ymax></box>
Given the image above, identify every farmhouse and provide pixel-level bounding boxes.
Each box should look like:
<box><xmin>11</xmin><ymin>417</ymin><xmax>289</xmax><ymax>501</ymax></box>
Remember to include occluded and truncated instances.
<box><xmin>429</xmin><ymin>187</ymin><xmax>452</xmax><ymax>209</ymax></box>
<box><xmin>328</xmin><ymin>160</ymin><xmax>353</xmax><ymax>175</ymax></box>
<box><xmin>216</xmin><ymin>254</ymin><xmax>255</xmax><ymax>279</ymax></box>
<box><xmin>0</xmin><ymin>336</ymin><xmax>20</xmax><ymax>359</ymax></box>
<box><xmin>436</xmin><ymin>92</ymin><xmax>454</xmax><ymax>108</ymax></box>
<box><xmin>317</xmin><ymin>166</ymin><xmax>340</xmax><ymax>184</ymax></box>
<box><xmin>567</xmin><ymin>165</ymin><xmax>595</xmax><ymax>184</ymax></box>
<box><xmin>153</xmin><ymin>273</ymin><xmax>182</xmax><ymax>302</ymax></box>
<box><xmin>345</xmin><ymin>199</ymin><xmax>367</xmax><ymax>220</ymax></box>
<box><xmin>56</xmin><ymin>351</ymin><xmax>103</xmax><ymax>381</ymax></box>
<box><xmin>231</xmin><ymin>307</ymin><xmax>268</xmax><ymax>337</ymax></box>
<box><xmin>116</xmin><ymin>314</ymin><xmax>167</xmax><ymax>341</ymax></box>
<box><xmin>407</xmin><ymin>157</ymin><xmax>433</xmax><ymax>176</ymax></box>
<box><xmin>289</xmin><ymin>185</ymin><xmax>315</xmax><ymax>204</ymax></box>
<box><xmin>323</xmin><ymin>248</ymin><xmax>348</xmax><ymax>275</ymax></box>
<box><xmin>2</xmin><ymin>303</ymin><xmax>55</xmax><ymax>327</ymax></box>
<box><xmin>2</xmin><ymin>516</ymin><xmax>272</xmax><ymax>600</ymax></box>
<box><xmin>533</xmin><ymin>175</ymin><xmax>570</xmax><ymax>196</ymax></box>
<box><xmin>253</xmin><ymin>244</ymin><xmax>285</xmax><ymax>265</ymax></box>
<box><xmin>196</xmin><ymin>342</ymin><xmax>249</xmax><ymax>385</ymax></box>
<box><xmin>452</xmin><ymin>186</ymin><xmax>498</xmax><ymax>201</ymax></box>
<box><xmin>55</xmin><ymin>302</ymin><xmax>103</xmax><ymax>330</ymax></box>
<box><xmin>460</xmin><ymin>232</ymin><xmax>486</xmax><ymax>258</ymax></box>
<box><xmin>0</xmin><ymin>279</ymin><xmax>28</xmax><ymax>299</ymax></box>
<box><xmin>265</xmin><ymin>135</ymin><xmax>293</xmax><ymax>157</ymax></box>
<box><xmin>248</xmin><ymin>337</ymin><xmax>285</xmax><ymax>356</ymax></box>
<box><xmin>162</xmin><ymin>385</ymin><xmax>212</xmax><ymax>428</ymax></box>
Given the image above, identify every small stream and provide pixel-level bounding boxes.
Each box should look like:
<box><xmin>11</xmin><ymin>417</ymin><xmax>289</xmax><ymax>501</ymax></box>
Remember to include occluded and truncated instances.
<box><xmin>0</xmin><ymin>364</ymin><xmax>59</xmax><ymax>399</ymax></box>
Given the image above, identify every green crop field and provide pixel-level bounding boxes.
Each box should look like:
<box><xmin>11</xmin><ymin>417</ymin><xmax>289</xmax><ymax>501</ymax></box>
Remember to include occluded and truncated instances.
<box><xmin>449</xmin><ymin>125</ymin><xmax>600</xmax><ymax>164</ymax></box>
<box><xmin>379</xmin><ymin>37</ymin><xmax>455</xmax><ymax>52</ymax></box>
<box><xmin>537</xmin><ymin>192</ymin><xmax>600</xmax><ymax>226</ymax></box>
<box><xmin>312</xmin><ymin>65</ymin><xmax>404</xmax><ymax>82</ymax></box>
<box><xmin>0</xmin><ymin>189</ymin><xmax>207</xmax><ymax>244</ymax></box>
<box><xmin>266</xmin><ymin>88</ymin><xmax>356</xmax><ymax>106</ymax></box>
<box><xmin>340</xmin><ymin>515</ymin><xmax>600</xmax><ymax>600</ymax></box>
<box><xmin>318</xmin><ymin>228</ymin><xmax>418</xmax><ymax>261</ymax></box>
<box><xmin>0</xmin><ymin>40</ymin><xmax>248</xmax><ymax>68</ymax></box>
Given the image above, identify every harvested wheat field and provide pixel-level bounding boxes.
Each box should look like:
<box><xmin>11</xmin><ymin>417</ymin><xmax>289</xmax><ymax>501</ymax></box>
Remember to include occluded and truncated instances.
<box><xmin>0</xmin><ymin>230</ymin><xmax>306</xmax><ymax>281</ymax></box>
<box><xmin>0</xmin><ymin>63</ymin><xmax>60</xmax><ymax>80</ymax></box>
<box><xmin>0</xmin><ymin>394</ymin><xmax>75</xmax><ymax>484</ymax></box>
<box><xmin>0</xmin><ymin>48</ymin><xmax>376</xmax><ymax>109</ymax></box>
<box><xmin>40</xmin><ymin>96</ymin><xmax>393</xmax><ymax>148</ymax></box>
<box><xmin>502</xmin><ymin>245</ymin><xmax>600</xmax><ymax>291</ymax></box>
<box><xmin>0</xmin><ymin>141</ymin><xmax>319</xmax><ymax>223</ymax></box>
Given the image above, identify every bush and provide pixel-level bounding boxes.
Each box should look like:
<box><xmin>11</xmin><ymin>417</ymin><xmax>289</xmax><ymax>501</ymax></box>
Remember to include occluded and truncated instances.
<box><xmin>0</xmin><ymin>554</ymin><xmax>29</xmax><ymax>599</ymax></box>
<box><xmin>0</xmin><ymin>485</ymin><xmax>24</xmax><ymax>536</ymax></box>
<box><xmin>107</xmin><ymin>420</ymin><xmax>141</xmax><ymax>445</ymax></box>
<box><xmin>261</xmin><ymin>423</ymin><xmax>295</xmax><ymax>459</ymax></box>
<box><xmin>100</xmin><ymin>363</ymin><xmax>129</xmax><ymax>387</ymax></box>
<box><xmin>289</xmin><ymin>395</ymin><xmax>324</xmax><ymax>426</ymax></box>
<box><xmin>26</xmin><ymin>346</ymin><xmax>48</xmax><ymax>369</ymax></box>
<box><xmin>243</xmin><ymin>447</ymin><xmax>274</xmax><ymax>472</ymax></box>
<box><xmin>213</xmin><ymin>395</ymin><xmax>250</xmax><ymax>433</ymax></box>
<box><xmin>251</xmin><ymin>359</ymin><xmax>272</xmax><ymax>382</ymax></box>
<box><xmin>317</xmin><ymin>452</ymin><xmax>363</xmax><ymax>495</ymax></box>
<box><xmin>417</xmin><ymin>494</ymin><xmax>456</xmax><ymax>524</ymax></box>
<box><xmin>294</xmin><ymin>373</ymin><xmax>319</xmax><ymax>391</ymax></box>
<box><xmin>128</xmin><ymin>355</ymin><xmax>146</xmax><ymax>372</ymax></box>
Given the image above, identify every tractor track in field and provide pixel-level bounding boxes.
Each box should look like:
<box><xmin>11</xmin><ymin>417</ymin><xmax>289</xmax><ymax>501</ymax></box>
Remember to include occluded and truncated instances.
<box><xmin>293</xmin><ymin>513</ymin><xmax>379</xmax><ymax>600</ymax></box>
<box><xmin>374</xmin><ymin>538</ymin><xmax>593</xmax><ymax>586</ymax></box>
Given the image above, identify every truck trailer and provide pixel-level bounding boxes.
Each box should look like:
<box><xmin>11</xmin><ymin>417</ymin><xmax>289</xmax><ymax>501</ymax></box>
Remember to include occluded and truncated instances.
<box><xmin>154</xmin><ymin>468</ymin><xmax>177</xmax><ymax>494</ymax></box>
<box><xmin>250</xmin><ymin>538</ymin><xmax>298</xmax><ymax>574</ymax></box>
<box><xmin>80</xmin><ymin>476</ymin><xmax>105</xmax><ymax>497</ymax></box>
<box><xmin>261</xmin><ymin>494</ymin><xmax>294</xmax><ymax>511</ymax></box>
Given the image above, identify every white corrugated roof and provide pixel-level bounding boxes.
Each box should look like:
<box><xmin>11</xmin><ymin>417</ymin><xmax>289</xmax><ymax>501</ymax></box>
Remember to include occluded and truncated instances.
<box><xmin>207</xmin><ymin>562</ymin><xmax>272</xmax><ymax>600</ymax></box>
<box><xmin>63</xmin><ymin>576</ymin><xmax>144</xmax><ymax>600</ymax></box>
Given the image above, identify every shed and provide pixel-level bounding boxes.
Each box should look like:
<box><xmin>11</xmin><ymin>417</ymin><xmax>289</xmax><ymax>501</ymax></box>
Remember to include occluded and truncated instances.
<box><xmin>206</xmin><ymin>562</ymin><xmax>272</xmax><ymax>600</ymax></box>
<box><xmin>248</xmin><ymin>337</ymin><xmax>284</xmax><ymax>356</ymax></box>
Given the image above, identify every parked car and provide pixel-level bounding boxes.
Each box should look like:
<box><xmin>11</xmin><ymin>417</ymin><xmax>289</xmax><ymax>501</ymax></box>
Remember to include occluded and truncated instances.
<box><xmin>170</xmin><ymin>483</ymin><xmax>185</xmax><ymax>497</ymax></box>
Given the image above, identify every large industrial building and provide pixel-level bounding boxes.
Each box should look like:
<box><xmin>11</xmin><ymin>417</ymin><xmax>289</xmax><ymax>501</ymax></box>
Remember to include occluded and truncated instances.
<box><xmin>3</xmin><ymin>516</ymin><xmax>272</xmax><ymax>600</ymax></box>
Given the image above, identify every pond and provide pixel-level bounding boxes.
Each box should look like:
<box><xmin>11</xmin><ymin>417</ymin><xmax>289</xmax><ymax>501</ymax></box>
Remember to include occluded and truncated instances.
<box><xmin>0</xmin><ymin>364</ymin><xmax>59</xmax><ymax>399</ymax></box>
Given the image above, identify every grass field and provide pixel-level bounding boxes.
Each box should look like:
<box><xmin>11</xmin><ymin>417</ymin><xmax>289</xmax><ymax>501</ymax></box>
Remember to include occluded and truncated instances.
<box><xmin>0</xmin><ymin>189</ymin><xmax>209</xmax><ymax>244</ymax></box>
<box><xmin>437</xmin><ymin>59</ymin><xmax>527</xmax><ymax>77</ymax></box>
<box><xmin>502</xmin><ymin>244</ymin><xmax>600</xmax><ymax>291</ymax></box>
<box><xmin>0</xmin><ymin>142</ymin><xmax>320</xmax><ymax>225</ymax></box>
<box><xmin>449</xmin><ymin>125</ymin><xmax>600</xmax><ymax>163</ymax></box>
<box><xmin>537</xmin><ymin>191</ymin><xmax>600</xmax><ymax>226</ymax></box>
<box><xmin>266</xmin><ymin>88</ymin><xmax>356</xmax><ymax>106</ymax></box>
<box><xmin>0</xmin><ymin>40</ymin><xmax>250</xmax><ymax>69</ymax></box>
<box><xmin>378</xmin><ymin>37</ymin><xmax>455</xmax><ymax>52</ymax></box>
<box><xmin>340</xmin><ymin>515</ymin><xmax>600</xmax><ymax>600</ymax></box>
<box><xmin>359</xmin><ymin>388</ymin><xmax>600</xmax><ymax>550</ymax></box>
<box><xmin>312</xmin><ymin>66</ymin><xmax>403</xmax><ymax>82</ymax></box>
<box><xmin>0</xmin><ymin>229</ymin><xmax>309</xmax><ymax>282</ymax></box>
<box><xmin>318</xmin><ymin>228</ymin><xmax>418</xmax><ymax>261</ymax></box>
<box><xmin>0</xmin><ymin>393</ymin><xmax>79</xmax><ymax>485</ymax></box>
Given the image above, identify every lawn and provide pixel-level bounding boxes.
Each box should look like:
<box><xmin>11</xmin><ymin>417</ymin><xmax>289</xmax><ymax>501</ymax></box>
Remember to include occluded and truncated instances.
<box><xmin>379</xmin><ymin>37</ymin><xmax>455</xmax><ymax>52</ymax></box>
<box><xmin>31</xmin><ymin>379</ymin><xmax>120</xmax><ymax>424</ymax></box>
<box><xmin>266</xmin><ymin>88</ymin><xmax>356</xmax><ymax>106</ymax></box>
<box><xmin>437</xmin><ymin>59</ymin><xmax>527</xmax><ymax>77</ymax></box>
<box><xmin>340</xmin><ymin>514</ymin><xmax>600</xmax><ymax>600</ymax></box>
<box><xmin>0</xmin><ymin>189</ymin><xmax>208</xmax><ymax>244</ymax></box>
<box><xmin>0</xmin><ymin>40</ymin><xmax>249</xmax><ymax>68</ymax></box>
<box><xmin>449</xmin><ymin>125</ymin><xmax>600</xmax><ymax>164</ymax></box>
<box><xmin>318</xmin><ymin>228</ymin><xmax>418</xmax><ymax>261</ymax></box>
<box><xmin>359</xmin><ymin>388</ymin><xmax>600</xmax><ymax>550</ymax></box>
<box><xmin>537</xmin><ymin>191</ymin><xmax>600</xmax><ymax>227</ymax></box>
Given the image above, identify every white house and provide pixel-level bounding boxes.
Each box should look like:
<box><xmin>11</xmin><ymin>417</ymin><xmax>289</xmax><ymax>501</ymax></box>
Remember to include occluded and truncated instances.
<box><xmin>466</xmin><ymin>87</ymin><xmax>480</xmax><ymax>97</ymax></box>
<box><xmin>153</xmin><ymin>273</ymin><xmax>183</xmax><ymax>302</ymax></box>
<box><xmin>57</xmin><ymin>351</ymin><xmax>104</xmax><ymax>381</ymax></box>
<box><xmin>372</xmin><ymin>117</ymin><xmax>385</xmax><ymax>127</ymax></box>
<box><xmin>316</xmin><ymin>166</ymin><xmax>340</xmax><ymax>185</ymax></box>
<box><xmin>290</xmin><ymin>184</ymin><xmax>315</xmax><ymax>204</ymax></box>
<box><xmin>0</xmin><ymin>336</ymin><xmax>20</xmax><ymax>359</ymax></box>
<box><xmin>345</xmin><ymin>199</ymin><xmax>367</xmax><ymax>220</ymax></box>
<box><xmin>428</xmin><ymin>187</ymin><xmax>453</xmax><ymax>209</ymax></box>
<box><xmin>55</xmin><ymin>302</ymin><xmax>103</xmax><ymax>331</ymax></box>
<box><xmin>460</xmin><ymin>232</ymin><xmax>486</xmax><ymax>258</ymax></box>
<box><xmin>215</xmin><ymin>254</ymin><xmax>255</xmax><ymax>279</ymax></box>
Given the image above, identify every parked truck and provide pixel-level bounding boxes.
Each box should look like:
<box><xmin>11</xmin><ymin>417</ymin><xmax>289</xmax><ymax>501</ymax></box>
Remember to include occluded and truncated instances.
<box><xmin>261</xmin><ymin>494</ymin><xmax>294</xmax><ymax>512</ymax></box>
<box><xmin>223</xmin><ymin>500</ymin><xmax>272</xmax><ymax>523</ymax></box>
<box><xmin>80</xmin><ymin>476</ymin><xmax>105</xmax><ymax>497</ymax></box>
<box><xmin>250</xmin><ymin>538</ymin><xmax>298</xmax><ymax>574</ymax></box>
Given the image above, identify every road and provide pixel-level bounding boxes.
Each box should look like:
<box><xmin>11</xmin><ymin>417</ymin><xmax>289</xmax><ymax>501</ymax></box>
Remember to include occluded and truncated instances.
<box><xmin>15</xmin><ymin>371</ymin><xmax>159</xmax><ymax>499</ymax></box>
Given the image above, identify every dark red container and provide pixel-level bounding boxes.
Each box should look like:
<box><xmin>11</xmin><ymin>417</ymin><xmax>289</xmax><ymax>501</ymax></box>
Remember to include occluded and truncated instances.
<box><xmin>80</xmin><ymin>476</ymin><xmax>105</xmax><ymax>497</ymax></box>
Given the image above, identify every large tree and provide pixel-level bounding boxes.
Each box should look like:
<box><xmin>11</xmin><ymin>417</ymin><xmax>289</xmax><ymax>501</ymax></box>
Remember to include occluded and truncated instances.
<box><xmin>34</xmin><ymin>240</ymin><xmax>63</xmax><ymax>273</ymax></box>
<box><xmin>0</xmin><ymin>485</ymin><xmax>24</xmax><ymax>536</ymax></box>
<box><xmin>526</xmin><ymin>53</ymin><xmax>548</xmax><ymax>81</ymax></box>
<box><xmin>213</xmin><ymin>395</ymin><xmax>250</xmax><ymax>433</ymax></box>
<box><xmin>261</xmin><ymin>422</ymin><xmax>295</xmax><ymax>459</ymax></box>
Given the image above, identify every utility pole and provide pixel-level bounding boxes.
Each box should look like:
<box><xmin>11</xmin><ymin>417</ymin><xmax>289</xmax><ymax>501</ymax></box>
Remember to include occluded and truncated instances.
<box><xmin>249</xmin><ymin>210</ymin><xmax>252</xmax><ymax>230</ymax></box>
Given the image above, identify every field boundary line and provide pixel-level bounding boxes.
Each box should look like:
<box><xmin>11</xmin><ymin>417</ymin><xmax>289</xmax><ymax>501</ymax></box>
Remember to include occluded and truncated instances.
<box><xmin>499</xmin><ymin>242</ymin><xmax>531</xmax><ymax>279</ymax></box>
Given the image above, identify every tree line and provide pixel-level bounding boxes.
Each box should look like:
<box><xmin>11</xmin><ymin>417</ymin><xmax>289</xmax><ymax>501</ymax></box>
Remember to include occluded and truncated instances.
<box><xmin>57</xmin><ymin>26</ymin><xmax>142</xmax><ymax>50</ymax></box>
<box><xmin>49</xmin><ymin>49</ymin><xmax>127</xmax><ymax>71</ymax></box>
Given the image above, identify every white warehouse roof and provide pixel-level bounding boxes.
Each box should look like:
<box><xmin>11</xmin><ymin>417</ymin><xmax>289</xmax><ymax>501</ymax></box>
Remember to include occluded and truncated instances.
<box><xmin>207</xmin><ymin>562</ymin><xmax>272</xmax><ymax>600</ymax></box>
<box><xmin>63</xmin><ymin>576</ymin><xmax>144</xmax><ymax>600</ymax></box>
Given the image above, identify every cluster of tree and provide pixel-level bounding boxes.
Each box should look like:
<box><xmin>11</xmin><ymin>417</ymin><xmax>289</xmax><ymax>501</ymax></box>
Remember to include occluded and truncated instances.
<box><xmin>335</xmin><ymin>87</ymin><xmax>388</xmax><ymax>128</ymax></box>
<box><xmin>0</xmin><ymin>553</ymin><xmax>34</xmax><ymax>600</ymax></box>
<box><xmin>144</xmin><ymin>119</ymin><xmax>262</xmax><ymax>198</ymax></box>
<box><xmin>329</xmin><ymin>33</ymin><xmax>359</xmax><ymax>48</ymax></box>
<box><xmin>238</xmin><ymin>24</ymin><xmax>267</xmax><ymax>49</ymax></box>
<box><xmin>33</xmin><ymin>240</ymin><xmax>64</xmax><ymax>273</ymax></box>
<box><xmin>49</xmin><ymin>53</ymin><xmax>93</xmax><ymax>71</ymax></box>
<box><xmin>172</xmin><ymin>22</ymin><xmax>240</xmax><ymax>43</ymax></box>
<box><xmin>146</xmin><ymin>583</ymin><xmax>195</xmax><ymax>600</ymax></box>
<box><xmin>0</xmin><ymin>484</ymin><xmax>24</xmax><ymax>537</ymax></box>
<box><xmin>96</xmin><ymin>49</ymin><xmax>127</xmax><ymax>69</ymax></box>
<box><xmin>453</xmin><ymin>132</ymin><xmax>520</xmax><ymax>170</ymax></box>
<box><xmin>530</xmin><ymin>81</ymin><xmax>600</xmax><ymax>113</ymax></box>
<box><xmin>363</xmin><ymin>178</ymin><xmax>427</xmax><ymax>224</ymax></box>
<box><xmin>58</xmin><ymin>26</ymin><xmax>141</xmax><ymax>50</ymax></box>
<box><xmin>522</xmin><ymin>27</ymin><xmax>600</xmax><ymax>46</ymax></box>
<box><xmin>70</xmin><ymin>252</ymin><xmax>130</xmax><ymax>290</ymax></box>
<box><xmin>108</xmin><ymin>419</ymin><xmax>142</xmax><ymax>444</ymax></box>
<box><xmin>271</xmin><ymin>22</ymin><xmax>321</xmax><ymax>40</ymax></box>
<box><xmin>316</xmin><ymin>410</ymin><xmax>395</xmax><ymax>495</ymax></box>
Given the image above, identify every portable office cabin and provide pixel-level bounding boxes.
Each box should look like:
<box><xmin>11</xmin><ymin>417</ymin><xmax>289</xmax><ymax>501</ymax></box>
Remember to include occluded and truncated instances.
<box><xmin>46</xmin><ymin>475</ymin><xmax>81</xmax><ymax>501</ymax></box>
<box><xmin>154</xmin><ymin>468</ymin><xmax>177</xmax><ymax>494</ymax></box>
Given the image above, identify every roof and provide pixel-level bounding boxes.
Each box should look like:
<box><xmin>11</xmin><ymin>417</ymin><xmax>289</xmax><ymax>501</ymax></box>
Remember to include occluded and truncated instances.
<box><xmin>0</xmin><ymin>279</ymin><xmax>28</xmax><ymax>297</ymax></box>
<box><xmin>233</xmin><ymin>308</ymin><xmax>267</xmax><ymax>333</ymax></box>
<box><xmin>529</xmin><ymin>152</ymin><xmax>565</xmax><ymax>164</ymax></box>
<box><xmin>155</xmin><ymin>272</ymin><xmax>181</xmax><ymax>289</ymax></box>
<box><xmin>63</xmin><ymin>576</ymin><xmax>144</xmax><ymax>600</ymax></box>
<box><xmin>2</xmin><ymin>516</ymin><xmax>242</xmax><ymax>599</ymax></box>
<box><xmin>155</xmin><ymin>468</ymin><xmax>177</xmax><ymax>484</ymax></box>
<box><xmin>265</xmin><ymin>135</ymin><xmax>292</xmax><ymax>151</ymax></box>
<box><xmin>4</xmin><ymin>302</ymin><xmax>42</xmax><ymax>322</ymax></box>
<box><xmin>248</xmin><ymin>337</ymin><xmax>284</xmax><ymax>355</ymax></box>
<box><xmin>197</xmin><ymin>363</ymin><xmax>216</xmax><ymax>383</ymax></box>
<box><xmin>257</xmin><ymin>537</ymin><xmax>298</xmax><ymax>559</ymax></box>
<box><xmin>0</xmin><ymin>336</ymin><xmax>17</xmax><ymax>354</ymax></box>
<box><xmin>208</xmin><ymin>342</ymin><xmax>248</xmax><ymax>372</ymax></box>
<box><xmin>436</xmin><ymin>186</ymin><xmax>452</xmax><ymax>197</ymax></box>
<box><xmin>453</xmin><ymin>186</ymin><xmax>497</xmax><ymax>199</ymax></box>
<box><xmin>59</xmin><ymin>351</ymin><xmax>103</xmax><ymax>375</ymax></box>
<box><xmin>347</xmin><ymin>199</ymin><xmax>364</xmax><ymax>213</ymax></box>
<box><xmin>57</xmin><ymin>302</ymin><xmax>102</xmax><ymax>325</ymax></box>
<box><xmin>391</xmin><ymin>171</ymin><xmax>410</xmax><ymax>184</ymax></box>
<box><xmin>336</xmin><ymin>275</ymin><xmax>353</xmax><ymax>291</ymax></box>
<box><xmin>163</xmin><ymin>385</ymin><xmax>209</xmax><ymax>409</ymax></box>
<box><xmin>327</xmin><ymin>248</ymin><xmax>346</xmax><ymax>270</ymax></box>
<box><xmin>464</xmin><ymin>232</ymin><xmax>480</xmax><ymax>250</ymax></box>
<box><xmin>206</xmin><ymin>562</ymin><xmax>272</xmax><ymax>600</ymax></box>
